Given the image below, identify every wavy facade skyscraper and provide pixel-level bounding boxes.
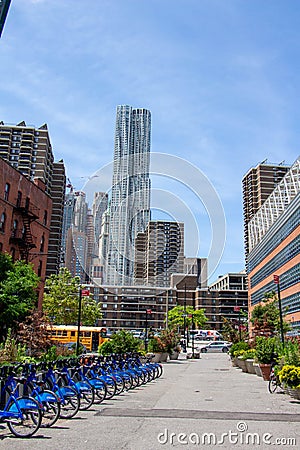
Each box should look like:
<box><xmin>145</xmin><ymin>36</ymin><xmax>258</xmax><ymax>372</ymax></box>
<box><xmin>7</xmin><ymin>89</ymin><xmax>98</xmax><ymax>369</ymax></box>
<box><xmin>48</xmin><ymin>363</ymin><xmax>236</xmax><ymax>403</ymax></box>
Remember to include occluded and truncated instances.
<box><xmin>105</xmin><ymin>105</ymin><xmax>151</xmax><ymax>285</ymax></box>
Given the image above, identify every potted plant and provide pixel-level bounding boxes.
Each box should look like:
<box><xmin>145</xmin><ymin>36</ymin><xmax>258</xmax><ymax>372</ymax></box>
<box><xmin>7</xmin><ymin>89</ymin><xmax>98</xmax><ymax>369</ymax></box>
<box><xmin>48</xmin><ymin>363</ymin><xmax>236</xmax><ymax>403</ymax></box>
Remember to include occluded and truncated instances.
<box><xmin>169</xmin><ymin>344</ymin><xmax>181</xmax><ymax>360</ymax></box>
<box><xmin>277</xmin><ymin>365</ymin><xmax>300</xmax><ymax>399</ymax></box>
<box><xmin>148</xmin><ymin>336</ymin><xmax>167</xmax><ymax>362</ymax></box>
<box><xmin>229</xmin><ymin>341</ymin><xmax>250</xmax><ymax>368</ymax></box>
<box><xmin>255</xmin><ymin>337</ymin><xmax>278</xmax><ymax>381</ymax></box>
<box><xmin>159</xmin><ymin>328</ymin><xmax>181</xmax><ymax>361</ymax></box>
<box><xmin>241</xmin><ymin>349</ymin><xmax>257</xmax><ymax>374</ymax></box>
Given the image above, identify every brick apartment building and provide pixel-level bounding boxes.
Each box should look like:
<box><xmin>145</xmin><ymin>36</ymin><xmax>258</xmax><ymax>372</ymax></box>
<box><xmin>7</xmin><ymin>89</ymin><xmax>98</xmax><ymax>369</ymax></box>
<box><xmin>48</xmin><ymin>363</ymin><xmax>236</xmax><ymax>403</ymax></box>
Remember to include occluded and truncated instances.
<box><xmin>0</xmin><ymin>157</ymin><xmax>52</xmax><ymax>307</ymax></box>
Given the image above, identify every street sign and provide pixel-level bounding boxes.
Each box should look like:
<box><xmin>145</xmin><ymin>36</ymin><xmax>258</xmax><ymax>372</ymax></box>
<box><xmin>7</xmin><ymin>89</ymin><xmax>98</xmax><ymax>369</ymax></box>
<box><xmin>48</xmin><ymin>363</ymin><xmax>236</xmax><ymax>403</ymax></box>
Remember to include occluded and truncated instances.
<box><xmin>81</xmin><ymin>289</ymin><xmax>90</xmax><ymax>296</ymax></box>
<box><xmin>146</xmin><ymin>309</ymin><xmax>152</xmax><ymax>314</ymax></box>
<box><xmin>273</xmin><ymin>275</ymin><xmax>279</xmax><ymax>284</ymax></box>
<box><xmin>234</xmin><ymin>306</ymin><xmax>240</xmax><ymax>312</ymax></box>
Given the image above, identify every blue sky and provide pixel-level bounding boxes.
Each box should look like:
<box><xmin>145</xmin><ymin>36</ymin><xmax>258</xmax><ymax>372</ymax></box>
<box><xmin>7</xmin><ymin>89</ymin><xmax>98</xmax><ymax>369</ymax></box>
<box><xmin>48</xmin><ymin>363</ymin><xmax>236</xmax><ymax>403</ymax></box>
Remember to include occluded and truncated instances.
<box><xmin>1</xmin><ymin>0</ymin><xmax>300</xmax><ymax>282</ymax></box>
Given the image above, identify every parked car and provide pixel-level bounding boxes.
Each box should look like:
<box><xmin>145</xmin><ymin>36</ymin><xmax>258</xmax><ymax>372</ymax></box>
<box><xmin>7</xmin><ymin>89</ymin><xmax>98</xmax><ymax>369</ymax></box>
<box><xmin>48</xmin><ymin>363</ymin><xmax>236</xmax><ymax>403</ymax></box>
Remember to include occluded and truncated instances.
<box><xmin>199</xmin><ymin>341</ymin><xmax>232</xmax><ymax>353</ymax></box>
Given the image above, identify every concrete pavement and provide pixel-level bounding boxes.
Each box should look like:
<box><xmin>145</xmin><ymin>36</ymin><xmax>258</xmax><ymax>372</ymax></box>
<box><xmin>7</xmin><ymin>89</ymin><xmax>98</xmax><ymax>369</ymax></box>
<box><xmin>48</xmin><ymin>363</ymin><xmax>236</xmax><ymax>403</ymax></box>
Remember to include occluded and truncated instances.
<box><xmin>1</xmin><ymin>353</ymin><xmax>299</xmax><ymax>449</ymax></box>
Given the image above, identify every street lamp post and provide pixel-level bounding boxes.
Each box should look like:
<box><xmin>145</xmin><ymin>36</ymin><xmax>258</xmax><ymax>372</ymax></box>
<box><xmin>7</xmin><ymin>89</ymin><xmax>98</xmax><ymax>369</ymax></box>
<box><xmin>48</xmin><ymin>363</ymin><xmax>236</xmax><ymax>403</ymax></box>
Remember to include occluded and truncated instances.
<box><xmin>234</xmin><ymin>291</ymin><xmax>242</xmax><ymax>341</ymax></box>
<box><xmin>183</xmin><ymin>284</ymin><xmax>187</xmax><ymax>352</ymax></box>
<box><xmin>274</xmin><ymin>275</ymin><xmax>285</xmax><ymax>347</ymax></box>
<box><xmin>192</xmin><ymin>293</ymin><xmax>196</xmax><ymax>358</ymax></box>
<box><xmin>76</xmin><ymin>289</ymin><xmax>83</xmax><ymax>356</ymax></box>
<box><xmin>144</xmin><ymin>309</ymin><xmax>152</xmax><ymax>352</ymax></box>
<box><xmin>76</xmin><ymin>288</ymin><xmax>90</xmax><ymax>356</ymax></box>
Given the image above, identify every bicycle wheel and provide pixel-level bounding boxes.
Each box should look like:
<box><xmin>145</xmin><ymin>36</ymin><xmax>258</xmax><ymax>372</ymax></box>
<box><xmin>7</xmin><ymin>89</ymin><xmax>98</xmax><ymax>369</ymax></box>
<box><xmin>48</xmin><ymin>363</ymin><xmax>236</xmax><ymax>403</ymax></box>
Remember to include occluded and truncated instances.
<box><xmin>103</xmin><ymin>377</ymin><xmax>116</xmax><ymax>399</ymax></box>
<box><xmin>94</xmin><ymin>383</ymin><xmax>107</xmax><ymax>403</ymax></box>
<box><xmin>78</xmin><ymin>383</ymin><xmax>95</xmax><ymax>410</ymax></box>
<box><xmin>155</xmin><ymin>363</ymin><xmax>163</xmax><ymax>378</ymax></box>
<box><xmin>58</xmin><ymin>386</ymin><xmax>80</xmax><ymax>419</ymax></box>
<box><xmin>114</xmin><ymin>375</ymin><xmax>125</xmax><ymax>395</ymax></box>
<box><xmin>7</xmin><ymin>396</ymin><xmax>42</xmax><ymax>438</ymax></box>
<box><xmin>123</xmin><ymin>374</ymin><xmax>133</xmax><ymax>391</ymax></box>
<box><xmin>268</xmin><ymin>375</ymin><xmax>279</xmax><ymax>394</ymax></box>
<box><xmin>39</xmin><ymin>390</ymin><xmax>61</xmax><ymax>428</ymax></box>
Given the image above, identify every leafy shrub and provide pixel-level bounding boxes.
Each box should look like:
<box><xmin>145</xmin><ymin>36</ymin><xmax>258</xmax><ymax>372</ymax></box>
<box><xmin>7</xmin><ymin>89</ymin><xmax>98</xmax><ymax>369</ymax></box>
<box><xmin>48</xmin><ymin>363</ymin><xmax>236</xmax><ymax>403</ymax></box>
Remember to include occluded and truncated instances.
<box><xmin>158</xmin><ymin>328</ymin><xmax>181</xmax><ymax>354</ymax></box>
<box><xmin>99</xmin><ymin>330</ymin><xmax>141</xmax><ymax>355</ymax></box>
<box><xmin>277</xmin><ymin>340</ymin><xmax>300</xmax><ymax>367</ymax></box>
<box><xmin>148</xmin><ymin>337</ymin><xmax>166</xmax><ymax>353</ymax></box>
<box><xmin>0</xmin><ymin>329</ymin><xmax>27</xmax><ymax>364</ymax></box>
<box><xmin>229</xmin><ymin>341</ymin><xmax>250</xmax><ymax>357</ymax></box>
<box><xmin>241</xmin><ymin>349</ymin><xmax>256</xmax><ymax>360</ymax></box>
<box><xmin>255</xmin><ymin>337</ymin><xmax>278</xmax><ymax>364</ymax></box>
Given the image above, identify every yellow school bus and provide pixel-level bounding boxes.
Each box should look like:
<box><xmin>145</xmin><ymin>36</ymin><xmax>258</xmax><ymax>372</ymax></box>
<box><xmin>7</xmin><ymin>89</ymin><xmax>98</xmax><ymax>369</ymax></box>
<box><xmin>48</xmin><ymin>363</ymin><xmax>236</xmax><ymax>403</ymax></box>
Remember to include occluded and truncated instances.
<box><xmin>47</xmin><ymin>325</ymin><xmax>109</xmax><ymax>351</ymax></box>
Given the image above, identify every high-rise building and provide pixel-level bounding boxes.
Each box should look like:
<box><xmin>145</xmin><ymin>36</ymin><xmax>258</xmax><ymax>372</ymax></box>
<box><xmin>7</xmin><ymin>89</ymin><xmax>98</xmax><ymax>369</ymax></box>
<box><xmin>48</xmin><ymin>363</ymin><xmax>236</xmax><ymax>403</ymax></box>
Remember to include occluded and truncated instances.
<box><xmin>134</xmin><ymin>221</ymin><xmax>184</xmax><ymax>287</ymax></box>
<box><xmin>46</xmin><ymin>160</ymin><xmax>66</xmax><ymax>277</ymax></box>
<box><xmin>65</xmin><ymin>228</ymin><xmax>87</xmax><ymax>281</ymax></box>
<box><xmin>242</xmin><ymin>161</ymin><xmax>290</xmax><ymax>258</ymax></box>
<box><xmin>63</xmin><ymin>191</ymin><xmax>89</xmax><ymax>282</ymax></box>
<box><xmin>0</xmin><ymin>121</ymin><xmax>66</xmax><ymax>276</ymax></box>
<box><xmin>247</xmin><ymin>157</ymin><xmax>300</xmax><ymax>335</ymax></box>
<box><xmin>92</xmin><ymin>192</ymin><xmax>108</xmax><ymax>253</ymax></box>
<box><xmin>0</xmin><ymin>0</ymin><xmax>11</xmax><ymax>38</ymax></box>
<box><xmin>61</xmin><ymin>189</ymin><xmax>76</xmax><ymax>265</ymax></box>
<box><xmin>106</xmin><ymin>105</ymin><xmax>151</xmax><ymax>286</ymax></box>
<box><xmin>183</xmin><ymin>257</ymin><xmax>208</xmax><ymax>289</ymax></box>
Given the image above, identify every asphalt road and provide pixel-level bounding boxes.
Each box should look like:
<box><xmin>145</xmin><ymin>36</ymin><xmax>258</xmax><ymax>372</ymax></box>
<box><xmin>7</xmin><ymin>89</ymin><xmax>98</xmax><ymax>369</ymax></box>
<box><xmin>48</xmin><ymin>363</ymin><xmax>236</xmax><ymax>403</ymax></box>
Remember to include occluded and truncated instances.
<box><xmin>1</xmin><ymin>354</ymin><xmax>299</xmax><ymax>449</ymax></box>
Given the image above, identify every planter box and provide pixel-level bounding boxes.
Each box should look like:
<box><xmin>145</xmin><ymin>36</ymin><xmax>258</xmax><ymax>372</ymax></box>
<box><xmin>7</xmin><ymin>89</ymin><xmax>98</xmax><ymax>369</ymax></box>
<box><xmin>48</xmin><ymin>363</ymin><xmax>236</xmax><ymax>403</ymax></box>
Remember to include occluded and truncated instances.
<box><xmin>253</xmin><ymin>363</ymin><xmax>262</xmax><ymax>377</ymax></box>
<box><xmin>238</xmin><ymin>357</ymin><xmax>248</xmax><ymax>372</ymax></box>
<box><xmin>169</xmin><ymin>351</ymin><xmax>179</xmax><ymax>360</ymax></box>
<box><xmin>259</xmin><ymin>363</ymin><xmax>271</xmax><ymax>381</ymax></box>
<box><xmin>245</xmin><ymin>359</ymin><xmax>256</xmax><ymax>375</ymax></box>
<box><xmin>159</xmin><ymin>352</ymin><xmax>169</xmax><ymax>363</ymax></box>
<box><xmin>151</xmin><ymin>353</ymin><xmax>163</xmax><ymax>362</ymax></box>
<box><xmin>231</xmin><ymin>357</ymin><xmax>239</xmax><ymax>367</ymax></box>
<box><xmin>286</xmin><ymin>387</ymin><xmax>300</xmax><ymax>400</ymax></box>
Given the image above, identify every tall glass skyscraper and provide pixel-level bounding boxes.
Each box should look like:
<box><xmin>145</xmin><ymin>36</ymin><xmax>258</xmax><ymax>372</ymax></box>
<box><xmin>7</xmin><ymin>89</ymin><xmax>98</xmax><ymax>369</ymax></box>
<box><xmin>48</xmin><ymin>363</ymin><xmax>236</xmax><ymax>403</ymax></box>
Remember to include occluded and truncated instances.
<box><xmin>106</xmin><ymin>105</ymin><xmax>151</xmax><ymax>285</ymax></box>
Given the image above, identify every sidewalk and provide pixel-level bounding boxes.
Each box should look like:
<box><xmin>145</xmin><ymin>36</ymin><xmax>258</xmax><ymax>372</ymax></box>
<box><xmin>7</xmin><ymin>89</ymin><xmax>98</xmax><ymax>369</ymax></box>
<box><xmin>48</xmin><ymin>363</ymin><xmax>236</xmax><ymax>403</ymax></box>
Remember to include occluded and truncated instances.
<box><xmin>1</xmin><ymin>354</ymin><xmax>299</xmax><ymax>449</ymax></box>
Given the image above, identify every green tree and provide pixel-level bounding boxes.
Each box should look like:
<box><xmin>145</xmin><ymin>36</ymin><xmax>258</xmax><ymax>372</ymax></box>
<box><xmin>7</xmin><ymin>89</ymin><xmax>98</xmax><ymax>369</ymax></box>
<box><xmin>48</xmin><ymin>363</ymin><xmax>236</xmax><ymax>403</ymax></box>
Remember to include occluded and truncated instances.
<box><xmin>0</xmin><ymin>254</ymin><xmax>40</xmax><ymax>342</ymax></box>
<box><xmin>251</xmin><ymin>293</ymin><xmax>290</xmax><ymax>337</ymax></box>
<box><xmin>43</xmin><ymin>267</ymin><xmax>102</xmax><ymax>326</ymax></box>
<box><xmin>17</xmin><ymin>309</ymin><xmax>52</xmax><ymax>357</ymax></box>
<box><xmin>167</xmin><ymin>305</ymin><xmax>207</xmax><ymax>330</ymax></box>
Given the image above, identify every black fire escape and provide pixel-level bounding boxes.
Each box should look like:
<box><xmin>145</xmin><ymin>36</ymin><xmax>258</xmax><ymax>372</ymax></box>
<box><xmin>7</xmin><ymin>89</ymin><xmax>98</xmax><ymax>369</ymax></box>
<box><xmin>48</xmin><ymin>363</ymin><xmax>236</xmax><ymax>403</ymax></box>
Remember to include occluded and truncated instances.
<box><xmin>10</xmin><ymin>198</ymin><xmax>39</xmax><ymax>263</ymax></box>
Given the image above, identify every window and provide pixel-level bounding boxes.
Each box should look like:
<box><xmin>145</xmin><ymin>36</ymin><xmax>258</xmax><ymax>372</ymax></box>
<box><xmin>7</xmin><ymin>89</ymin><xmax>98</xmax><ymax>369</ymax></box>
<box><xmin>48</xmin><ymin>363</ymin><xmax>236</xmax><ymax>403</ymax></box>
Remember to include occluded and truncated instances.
<box><xmin>12</xmin><ymin>219</ymin><xmax>18</xmax><ymax>237</ymax></box>
<box><xmin>25</xmin><ymin>197</ymin><xmax>30</xmax><ymax>211</ymax></box>
<box><xmin>0</xmin><ymin>213</ymin><xmax>6</xmax><ymax>232</ymax></box>
<box><xmin>4</xmin><ymin>183</ymin><xmax>10</xmax><ymax>201</ymax></box>
<box><xmin>40</xmin><ymin>234</ymin><xmax>45</xmax><ymax>252</ymax></box>
<box><xmin>37</xmin><ymin>260</ymin><xmax>42</xmax><ymax>277</ymax></box>
<box><xmin>10</xmin><ymin>247</ymin><xmax>16</xmax><ymax>261</ymax></box>
<box><xmin>17</xmin><ymin>191</ymin><xmax>22</xmax><ymax>208</ymax></box>
<box><xmin>43</xmin><ymin>210</ymin><xmax>48</xmax><ymax>226</ymax></box>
